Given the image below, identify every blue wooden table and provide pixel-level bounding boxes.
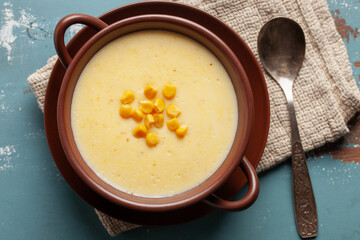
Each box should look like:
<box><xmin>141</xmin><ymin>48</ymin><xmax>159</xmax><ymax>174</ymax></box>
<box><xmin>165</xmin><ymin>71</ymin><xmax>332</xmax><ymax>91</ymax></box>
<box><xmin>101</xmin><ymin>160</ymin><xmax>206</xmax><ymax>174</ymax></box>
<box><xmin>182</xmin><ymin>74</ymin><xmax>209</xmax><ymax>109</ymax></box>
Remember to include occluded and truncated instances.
<box><xmin>1</xmin><ymin>0</ymin><xmax>359</xmax><ymax>239</ymax></box>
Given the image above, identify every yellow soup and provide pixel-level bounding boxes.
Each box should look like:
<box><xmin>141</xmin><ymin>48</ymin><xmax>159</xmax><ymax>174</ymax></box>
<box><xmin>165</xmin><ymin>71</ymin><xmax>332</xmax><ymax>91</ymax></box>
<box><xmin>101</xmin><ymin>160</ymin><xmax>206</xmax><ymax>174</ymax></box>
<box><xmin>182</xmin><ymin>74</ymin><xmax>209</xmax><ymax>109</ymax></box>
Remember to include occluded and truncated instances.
<box><xmin>71</xmin><ymin>30</ymin><xmax>238</xmax><ymax>197</ymax></box>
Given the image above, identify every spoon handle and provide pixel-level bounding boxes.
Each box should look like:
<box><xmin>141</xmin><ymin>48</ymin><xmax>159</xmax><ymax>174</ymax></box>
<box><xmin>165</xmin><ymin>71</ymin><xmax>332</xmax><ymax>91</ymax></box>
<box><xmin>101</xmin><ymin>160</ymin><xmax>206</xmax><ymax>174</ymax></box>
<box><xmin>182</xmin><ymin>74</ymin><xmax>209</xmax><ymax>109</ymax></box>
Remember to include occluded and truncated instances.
<box><xmin>287</xmin><ymin>100</ymin><xmax>318</xmax><ymax>238</ymax></box>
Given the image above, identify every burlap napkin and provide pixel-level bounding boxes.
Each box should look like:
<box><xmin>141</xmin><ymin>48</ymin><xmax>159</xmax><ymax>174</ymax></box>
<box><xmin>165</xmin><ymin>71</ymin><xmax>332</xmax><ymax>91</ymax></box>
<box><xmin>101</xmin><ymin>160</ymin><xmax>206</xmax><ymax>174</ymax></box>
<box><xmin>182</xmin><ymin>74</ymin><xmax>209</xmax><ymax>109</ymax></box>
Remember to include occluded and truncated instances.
<box><xmin>28</xmin><ymin>0</ymin><xmax>360</xmax><ymax>236</ymax></box>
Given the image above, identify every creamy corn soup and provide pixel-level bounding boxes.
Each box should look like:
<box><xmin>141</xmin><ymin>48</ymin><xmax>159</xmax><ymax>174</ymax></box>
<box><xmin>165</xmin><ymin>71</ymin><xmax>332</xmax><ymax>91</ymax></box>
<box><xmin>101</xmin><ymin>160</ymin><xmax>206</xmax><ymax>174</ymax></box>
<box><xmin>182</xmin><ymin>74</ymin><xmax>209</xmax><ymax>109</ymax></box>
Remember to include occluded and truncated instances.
<box><xmin>71</xmin><ymin>30</ymin><xmax>238</xmax><ymax>197</ymax></box>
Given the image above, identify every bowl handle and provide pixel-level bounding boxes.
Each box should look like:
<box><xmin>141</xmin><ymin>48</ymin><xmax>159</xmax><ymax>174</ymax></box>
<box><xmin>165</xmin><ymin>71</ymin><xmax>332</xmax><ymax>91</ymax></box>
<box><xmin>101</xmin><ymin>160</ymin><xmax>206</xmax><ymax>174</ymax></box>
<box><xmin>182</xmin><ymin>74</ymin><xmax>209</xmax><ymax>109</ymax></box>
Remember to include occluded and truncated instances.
<box><xmin>203</xmin><ymin>156</ymin><xmax>259</xmax><ymax>211</ymax></box>
<box><xmin>54</xmin><ymin>14</ymin><xmax>108</xmax><ymax>68</ymax></box>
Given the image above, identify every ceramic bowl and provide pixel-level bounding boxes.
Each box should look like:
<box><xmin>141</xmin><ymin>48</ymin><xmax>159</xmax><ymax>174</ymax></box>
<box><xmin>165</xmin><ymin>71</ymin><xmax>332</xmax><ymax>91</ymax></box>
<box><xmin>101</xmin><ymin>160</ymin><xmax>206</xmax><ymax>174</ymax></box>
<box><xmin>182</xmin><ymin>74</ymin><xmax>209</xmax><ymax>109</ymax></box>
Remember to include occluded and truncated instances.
<box><xmin>55</xmin><ymin>13</ymin><xmax>258</xmax><ymax>212</ymax></box>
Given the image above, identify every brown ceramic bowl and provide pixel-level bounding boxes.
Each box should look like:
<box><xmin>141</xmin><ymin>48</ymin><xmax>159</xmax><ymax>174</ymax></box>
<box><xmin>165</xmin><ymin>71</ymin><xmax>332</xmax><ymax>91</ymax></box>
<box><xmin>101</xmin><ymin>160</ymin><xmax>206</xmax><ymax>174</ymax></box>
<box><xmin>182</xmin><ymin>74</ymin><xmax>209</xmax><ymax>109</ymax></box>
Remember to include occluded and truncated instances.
<box><xmin>55</xmin><ymin>13</ymin><xmax>258</xmax><ymax>212</ymax></box>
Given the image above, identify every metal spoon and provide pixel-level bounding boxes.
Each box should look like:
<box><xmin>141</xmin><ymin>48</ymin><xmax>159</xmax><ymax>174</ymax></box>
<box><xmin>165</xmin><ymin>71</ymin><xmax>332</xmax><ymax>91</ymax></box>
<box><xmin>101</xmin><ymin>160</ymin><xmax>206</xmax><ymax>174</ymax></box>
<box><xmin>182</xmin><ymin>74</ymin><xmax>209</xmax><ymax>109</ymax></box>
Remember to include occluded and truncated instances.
<box><xmin>257</xmin><ymin>18</ymin><xmax>318</xmax><ymax>238</ymax></box>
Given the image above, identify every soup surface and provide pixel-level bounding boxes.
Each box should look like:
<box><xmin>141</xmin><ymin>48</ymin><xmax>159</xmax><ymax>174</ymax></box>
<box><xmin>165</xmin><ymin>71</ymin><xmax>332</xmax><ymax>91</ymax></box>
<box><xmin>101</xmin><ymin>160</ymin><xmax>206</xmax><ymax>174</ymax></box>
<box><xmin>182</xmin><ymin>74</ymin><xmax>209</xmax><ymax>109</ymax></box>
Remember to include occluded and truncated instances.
<box><xmin>71</xmin><ymin>30</ymin><xmax>238</xmax><ymax>197</ymax></box>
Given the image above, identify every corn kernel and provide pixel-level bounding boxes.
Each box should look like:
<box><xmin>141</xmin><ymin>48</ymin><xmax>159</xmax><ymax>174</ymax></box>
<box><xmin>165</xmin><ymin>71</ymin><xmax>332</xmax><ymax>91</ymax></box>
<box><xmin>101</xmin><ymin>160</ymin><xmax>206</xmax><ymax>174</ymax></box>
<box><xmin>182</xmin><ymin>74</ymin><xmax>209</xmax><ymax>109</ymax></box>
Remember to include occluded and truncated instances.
<box><xmin>133</xmin><ymin>124</ymin><xmax>147</xmax><ymax>138</ymax></box>
<box><xmin>145</xmin><ymin>114</ymin><xmax>155</xmax><ymax>129</ymax></box>
<box><xmin>166</xmin><ymin>104</ymin><xmax>181</xmax><ymax>118</ymax></box>
<box><xmin>139</xmin><ymin>100</ymin><xmax>154</xmax><ymax>114</ymax></box>
<box><xmin>162</xmin><ymin>84</ymin><xmax>176</xmax><ymax>99</ymax></box>
<box><xmin>154</xmin><ymin>98</ymin><xmax>165</xmax><ymax>113</ymax></box>
<box><xmin>176</xmin><ymin>125</ymin><xmax>188</xmax><ymax>138</ymax></box>
<box><xmin>167</xmin><ymin>118</ymin><xmax>180</xmax><ymax>131</ymax></box>
<box><xmin>119</xmin><ymin>105</ymin><xmax>132</xmax><ymax>118</ymax></box>
<box><xmin>144</xmin><ymin>85</ymin><xmax>158</xmax><ymax>99</ymax></box>
<box><xmin>120</xmin><ymin>90</ymin><xmax>135</xmax><ymax>104</ymax></box>
<box><xmin>153</xmin><ymin>113</ymin><xmax>164</xmax><ymax>128</ymax></box>
<box><xmin>145</xmin><ymin>133</ymin><xmax>159</xmax><ymax>147</ymax></box>
<box><xmin>132</xmin><ymin>108</ymin><xmax>144</xmax><ymax>122</ymax></box>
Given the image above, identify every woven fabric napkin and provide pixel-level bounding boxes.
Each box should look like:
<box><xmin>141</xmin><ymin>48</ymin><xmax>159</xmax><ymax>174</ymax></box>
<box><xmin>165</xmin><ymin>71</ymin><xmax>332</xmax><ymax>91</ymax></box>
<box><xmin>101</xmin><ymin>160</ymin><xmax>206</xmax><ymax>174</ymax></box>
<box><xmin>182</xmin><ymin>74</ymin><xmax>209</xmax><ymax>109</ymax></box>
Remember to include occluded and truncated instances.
<box><xmin>28</xmin><ymin>0</ymin><xmax>360</xmax><ymax>236</ymax></box>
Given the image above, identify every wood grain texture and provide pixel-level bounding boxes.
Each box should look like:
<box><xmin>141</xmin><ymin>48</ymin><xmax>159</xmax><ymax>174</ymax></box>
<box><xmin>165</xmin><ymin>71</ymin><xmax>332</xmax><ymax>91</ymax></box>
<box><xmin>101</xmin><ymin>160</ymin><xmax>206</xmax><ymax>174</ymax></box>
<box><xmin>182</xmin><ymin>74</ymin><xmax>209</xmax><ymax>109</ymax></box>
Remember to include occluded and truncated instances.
<box><xmin>315</xmin><ymin>114</ymin><xmax>360</xmax><ymax>162</ymax></box>
<box><xmin>317</xmin><ymin>10</ymin><xmax>360</xmax><ymax>163</ymax></box>
<box><xmin>331</xmin><ymin>10</ymin><xmax>359</xmax><ymax>43</ymax></box>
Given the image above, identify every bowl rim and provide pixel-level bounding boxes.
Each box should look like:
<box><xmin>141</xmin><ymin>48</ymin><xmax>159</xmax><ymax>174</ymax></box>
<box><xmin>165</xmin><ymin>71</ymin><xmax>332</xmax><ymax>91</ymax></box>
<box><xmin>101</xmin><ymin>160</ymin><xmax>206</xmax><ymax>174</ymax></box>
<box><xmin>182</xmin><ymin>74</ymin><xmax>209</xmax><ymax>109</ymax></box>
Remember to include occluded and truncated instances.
<box><xmin>57</xmin><ymin>14</ymin><xmax>254</xmax><ymax>212</ymax></box>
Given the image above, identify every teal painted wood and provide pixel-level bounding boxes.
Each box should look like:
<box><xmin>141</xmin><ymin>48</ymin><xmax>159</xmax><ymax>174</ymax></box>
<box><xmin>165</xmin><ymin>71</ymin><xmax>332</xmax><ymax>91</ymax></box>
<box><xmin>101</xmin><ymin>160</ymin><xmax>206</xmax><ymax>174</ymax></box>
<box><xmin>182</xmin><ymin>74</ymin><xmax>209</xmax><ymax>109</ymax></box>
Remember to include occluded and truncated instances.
<box><xmin>0</xmin><ymin>0</ymin><xmax>359</xmax><ymax>239</ymax></box>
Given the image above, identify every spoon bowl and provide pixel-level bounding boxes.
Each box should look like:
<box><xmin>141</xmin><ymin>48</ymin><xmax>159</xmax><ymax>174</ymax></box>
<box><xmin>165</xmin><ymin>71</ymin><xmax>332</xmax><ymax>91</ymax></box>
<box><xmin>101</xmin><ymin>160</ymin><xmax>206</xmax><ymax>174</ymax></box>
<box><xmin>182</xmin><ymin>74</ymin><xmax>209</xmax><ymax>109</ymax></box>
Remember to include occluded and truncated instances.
<box><xmin>258</xmin><ymin>18</ymin><xmax>305</xmax><ymax>82</ymax></box>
